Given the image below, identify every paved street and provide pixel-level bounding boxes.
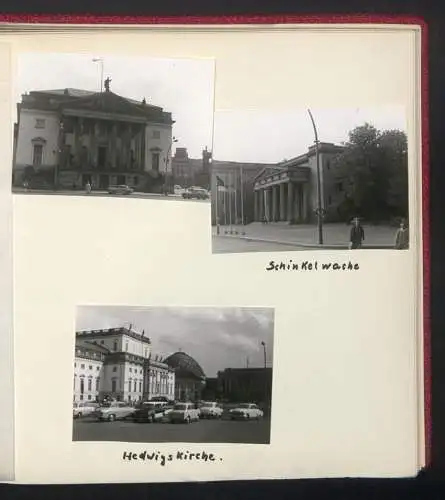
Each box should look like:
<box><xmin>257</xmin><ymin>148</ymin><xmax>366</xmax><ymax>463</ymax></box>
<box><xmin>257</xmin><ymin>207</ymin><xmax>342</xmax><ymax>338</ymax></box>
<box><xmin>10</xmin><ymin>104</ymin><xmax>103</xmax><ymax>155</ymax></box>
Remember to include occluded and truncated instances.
<box><xmin>213</xmin><ymin>235</ymin><xmax>306</xmax><ymax>253</ymax></box>
<box><xmin>73</xmin><ymin>417</ymin><xmax>270</xmax><ymax>444</ymax></box>
<box><xmin>212</xmin><ymin>222</ymin><xmax>398</xmax><ymax>253</ymax></box>
<box><xmin>12</xmin><ymin>188</ymin><xmax>210</xmax><ymax>203</ymax></box>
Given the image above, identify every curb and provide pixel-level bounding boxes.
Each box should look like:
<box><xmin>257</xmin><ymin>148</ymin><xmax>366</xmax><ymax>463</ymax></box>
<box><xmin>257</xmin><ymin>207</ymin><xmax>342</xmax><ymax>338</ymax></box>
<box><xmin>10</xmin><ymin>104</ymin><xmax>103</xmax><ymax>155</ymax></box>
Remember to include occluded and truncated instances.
<box><xmin>214</xmin><ymin>234</ymin><xmax>394</xmax><ymax>250</ymax></box>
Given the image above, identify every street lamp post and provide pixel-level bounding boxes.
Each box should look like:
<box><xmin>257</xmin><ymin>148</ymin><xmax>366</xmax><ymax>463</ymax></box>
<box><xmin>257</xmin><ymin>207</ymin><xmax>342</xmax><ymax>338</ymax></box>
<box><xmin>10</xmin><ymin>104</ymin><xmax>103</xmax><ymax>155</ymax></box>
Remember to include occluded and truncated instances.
<box><xmin>307</xmin><ymin>109</ymin><xmax>324</xmax><ymax>245</ymax></box>
<box><xmin>164</xmin><ymin>137</ymin><xmax>178</xmax><ymax>194</ymax></box>
<box><xmin>261</xmin><ymin>341</ymin><xmax>266</xmax><ymax>369</ymax></box>
<box><xmin>92</xmin><ymin>58</ymin><xmax>104</xmax><ymax>93</ymax></box>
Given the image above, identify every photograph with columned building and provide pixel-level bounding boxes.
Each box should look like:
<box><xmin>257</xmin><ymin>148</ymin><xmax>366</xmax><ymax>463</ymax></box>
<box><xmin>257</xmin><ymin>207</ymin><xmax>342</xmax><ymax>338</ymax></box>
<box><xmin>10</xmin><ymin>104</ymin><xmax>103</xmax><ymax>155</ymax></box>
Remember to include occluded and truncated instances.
<box><xmin>12</xmin><ymin>52</ymin><xmax>214</xmax><ymax>199</ymax></box>
<box><xmin>208</xmin><ymin>107</ymin><xmax>409</xmax><ymax>253</ymax></box>
<box><xmin>73</xmin><ymin>306</ymin><xmax>274</xmax><ymax>444</ymax></box>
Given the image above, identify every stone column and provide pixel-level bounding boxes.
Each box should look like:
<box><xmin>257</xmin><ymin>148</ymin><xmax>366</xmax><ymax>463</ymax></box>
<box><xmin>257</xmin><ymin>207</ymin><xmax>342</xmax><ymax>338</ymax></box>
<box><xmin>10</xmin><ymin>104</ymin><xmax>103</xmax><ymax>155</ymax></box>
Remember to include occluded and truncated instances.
<box><xmin>254</xmin><ymin>190</ymin><xmax>259</xmax><ymax>221</ymax></box>
<box><xmin>257</xmin><ymin>189</ymin><xmax>264</xmax><ymax>221</ymax></box>
<box><xmin>272</xmin><ymin>185</ymin><xmax>279</xmax><ymax>222</ymax></box>
<box><xmin>280</xmin><ymin>183</ymin><xmax>286</xmax><ymax>221</ymax></box>
<box><xmin>287</xmin><ymin>182</ymin><xmax>294</xmax><ymax>223</ymax></box>
<box><xmin>302</xmin><ymin>183</ymin><xmax>308</xmax><ymax>222</ymax></box>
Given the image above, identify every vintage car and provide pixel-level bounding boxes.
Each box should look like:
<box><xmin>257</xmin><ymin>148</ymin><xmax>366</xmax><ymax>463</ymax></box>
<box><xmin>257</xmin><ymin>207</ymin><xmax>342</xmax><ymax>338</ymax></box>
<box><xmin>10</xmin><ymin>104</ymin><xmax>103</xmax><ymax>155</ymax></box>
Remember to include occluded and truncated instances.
<box><xmin>133</xmin><ymin>402</ymin><xmax>173</xmax><ymax>423</ymax></box>
<box><xmin>73</xmin><ymin>401</ymin><xmax>99</xmax><ymax>418</ymax></box>
<box><xmin>199</xmin><ymin>402</ymin><xmax>223</xmax><ymax>419</ymax></box>
<box><xmin>94</xmin><ymin>401</ymin><xmax>136</xmax><ymax>422</ymax></box>
<box><xmin>229</xmin><ymin>403</ymin><xmax>264</xmax><ymax>420</ymax></box>
<box><xmin>182</xmin><ymin>187</ymin><xmax>209</xmax><ymax>200</ymax></box>
<box><xmin>107</xmin><ymin>185</ymin><xmax>134</xmax><ymax>195</ymax></box>
<box><xmin>169</xmin><ymin>402</ymin><xmax>200</xmax><ymax>424</ymax></box>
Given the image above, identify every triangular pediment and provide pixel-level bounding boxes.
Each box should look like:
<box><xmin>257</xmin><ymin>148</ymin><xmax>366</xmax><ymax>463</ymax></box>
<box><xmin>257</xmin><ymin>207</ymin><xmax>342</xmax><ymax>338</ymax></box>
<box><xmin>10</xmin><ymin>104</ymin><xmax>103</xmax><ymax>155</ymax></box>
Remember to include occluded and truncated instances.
<box><xmin>253</xmin><ymin>166</ymin><xmax>285</xmax><ymax>182</ymax></box>
<box><xmin>59</xmin><ymin>91</ymin><xmax>148</xmax><ymax>117</ymax></box>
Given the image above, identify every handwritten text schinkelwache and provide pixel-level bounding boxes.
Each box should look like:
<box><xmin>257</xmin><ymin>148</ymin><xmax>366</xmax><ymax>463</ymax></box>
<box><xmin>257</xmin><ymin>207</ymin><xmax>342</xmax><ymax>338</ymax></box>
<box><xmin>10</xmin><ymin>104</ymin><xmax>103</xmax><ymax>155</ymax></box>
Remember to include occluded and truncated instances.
<box><xmin>265</xmin><ymin>260</ymin><xmax>360</xmax><ymax>271</ymax></box>
<box><xmin>122</xmin><ymin>450</ymin><xmax>222</xmax><ymax>466</ymax></box>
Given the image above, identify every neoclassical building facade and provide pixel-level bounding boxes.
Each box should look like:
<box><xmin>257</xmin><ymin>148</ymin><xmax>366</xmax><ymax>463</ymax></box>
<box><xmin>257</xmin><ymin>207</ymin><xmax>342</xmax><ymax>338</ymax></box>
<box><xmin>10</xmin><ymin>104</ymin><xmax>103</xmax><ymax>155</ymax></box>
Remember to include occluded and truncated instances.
<box><xmin>13</xmin><ymin>84</ymin><xmax>174</xmax><ymax>191</ymax></box>
<box><xmin>210</xmin><ymin>142</ymin><xmax>346</xmax><ymax>225</ymax></box>
<box><xmin>73</xmin><ymin>327</ymin><xmax>175</xmax><ymax>404</ymax></box>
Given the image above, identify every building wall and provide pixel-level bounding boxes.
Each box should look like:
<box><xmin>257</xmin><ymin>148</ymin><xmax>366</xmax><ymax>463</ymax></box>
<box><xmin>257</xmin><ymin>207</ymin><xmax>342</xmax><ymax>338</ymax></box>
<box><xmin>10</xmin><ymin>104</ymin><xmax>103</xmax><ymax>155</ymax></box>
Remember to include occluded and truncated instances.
<box><xmin>144</xmin><ymin>123</ymin><xmax>172</xmax><ymax>173</ymax></box>
<box><xmin>77</xmin><ymin>333</ymin><xmax>150</xmax><ymax>359</ymax></box>
<box><xmin>73</xmin><ymin>356</ymin><xmax>104</xmax><ymax>402</ymax></box>
<box><xmin>15</xmin><ymin>109</ymin><xmax>60</xmax><ymax>169</ymax></box>
<box><xmin>145</xmin><ymin>363</ymin><xmax>176</xmax><ymax>400</ymax></box>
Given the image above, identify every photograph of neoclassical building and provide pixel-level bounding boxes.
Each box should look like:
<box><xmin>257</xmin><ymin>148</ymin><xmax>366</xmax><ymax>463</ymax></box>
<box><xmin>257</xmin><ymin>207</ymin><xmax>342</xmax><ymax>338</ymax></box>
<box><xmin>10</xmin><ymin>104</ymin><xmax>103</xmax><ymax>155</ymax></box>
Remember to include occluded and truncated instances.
<box><xmin>12</xmin><ymin>52</ymin><xmax>215</xmax><ymax>198</ymax></box>
<box><xmin>13</xmin><ymin>84</ymin><xmax>174</xmax><ymax>192</ymax></box>
<box><xmin>164</xmin><ymin>351</ymin><xmax>207</xmax><ymax>402</ymax></box>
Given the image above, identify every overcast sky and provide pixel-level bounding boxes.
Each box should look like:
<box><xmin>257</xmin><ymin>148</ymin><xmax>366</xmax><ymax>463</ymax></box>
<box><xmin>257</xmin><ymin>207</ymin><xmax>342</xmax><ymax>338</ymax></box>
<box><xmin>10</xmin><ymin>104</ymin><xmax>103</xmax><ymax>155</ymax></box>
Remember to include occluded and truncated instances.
<box><xmin>213</xmin><ymin>106</ymin><xmax>407</xmax><ymax>163</ymax></box>
<box><xmin>16</xmin><ymin>52</ymin><xmax>215</xmax><ymax>159</ymax></box>
<box><xmin>76</xmin><ymin>306</ymin><xmax>274</xmax><ymax>377</ymax></box>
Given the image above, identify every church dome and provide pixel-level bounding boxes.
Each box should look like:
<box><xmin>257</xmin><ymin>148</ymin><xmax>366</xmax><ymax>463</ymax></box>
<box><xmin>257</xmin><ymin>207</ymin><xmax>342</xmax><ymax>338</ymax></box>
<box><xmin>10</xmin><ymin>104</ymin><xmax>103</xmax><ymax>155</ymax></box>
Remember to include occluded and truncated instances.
<box><xmin>164</xmin><ymin>351</ymin><xmax>206</xmax><ymax>379</ymax></box>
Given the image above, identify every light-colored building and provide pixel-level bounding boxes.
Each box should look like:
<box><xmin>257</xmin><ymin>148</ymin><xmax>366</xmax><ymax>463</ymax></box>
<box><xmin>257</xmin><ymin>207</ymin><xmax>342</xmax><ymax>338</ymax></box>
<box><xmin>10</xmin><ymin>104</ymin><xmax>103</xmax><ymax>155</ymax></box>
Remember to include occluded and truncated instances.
<box><xmin>145</xmin><ymin>357</ymin><xmax>176</xmax><ymax>401</ymax></box>
<box><xmin>13</xmin><ymin>84</ymin><xmax>174</xmax><ymax>192</ymax></box>
<box><xmin>73</xmin><ymin>326</ymin><xmax>176</xmax><ymax>404</ymax></box>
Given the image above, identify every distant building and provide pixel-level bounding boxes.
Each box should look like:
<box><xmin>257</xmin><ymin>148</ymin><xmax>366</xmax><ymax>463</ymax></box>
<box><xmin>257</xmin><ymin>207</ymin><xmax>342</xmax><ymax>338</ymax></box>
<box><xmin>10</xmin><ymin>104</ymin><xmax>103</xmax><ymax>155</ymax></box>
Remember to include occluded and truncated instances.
<box><xmin>164</xmin><ymin>351</ymin><xmax>206</xmax><ymax>402</ymax></box>
<box><xmin>217</xmin><ymin>367</ymin><xmax>273</xmax><ymax>409</ymax></box>
<box><xmin>13</xmin><ymin>86</ymin><xmax>174</xmax><ymax>192</ymax></box>
<box><xmin>171</xmin><ymin>147</ymin><xmax>211</xmax><ymax>189</ymax></box>
<box><xmin>210</xmin><ymin>160</ymin><xmax>274</xmax><ymax>225</ymax></box>
<box><xmin>73</xmin><ymin>326</ymin><xmax>174</xmax><ymax>404</ymax></box>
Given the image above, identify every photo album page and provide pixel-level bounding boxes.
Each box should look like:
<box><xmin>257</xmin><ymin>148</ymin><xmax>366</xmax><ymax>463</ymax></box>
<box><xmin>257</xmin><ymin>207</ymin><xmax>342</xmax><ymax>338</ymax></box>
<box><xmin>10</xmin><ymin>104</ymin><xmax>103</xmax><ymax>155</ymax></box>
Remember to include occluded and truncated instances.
<box><xmin>0</xmin><ymin>23</ymin><xmax>425</xmax><ymax>483</ymax></box>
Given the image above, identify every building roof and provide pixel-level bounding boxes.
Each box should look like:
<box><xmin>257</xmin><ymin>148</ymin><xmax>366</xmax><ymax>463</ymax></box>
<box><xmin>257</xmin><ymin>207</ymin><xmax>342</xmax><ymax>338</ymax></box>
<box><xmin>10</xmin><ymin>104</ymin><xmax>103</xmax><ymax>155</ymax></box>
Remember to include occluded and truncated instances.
<box><xmin>75</xmin><ymin>339</ymin><xmax>111</xmax><ymax>354</ymax></box>
<box><xmin>164</xmin><ymin>351</ymin><xmax>206</xmax><ymax>379</ymax></box>
<box><xmin>20</xmin><ymin>88</ymin><xmax>173</xmax><ymax>124</ymax></box>
<box><xmin>76</xmin><ymin>327</ymin><xmax>152</xmax><ymax>345</ymax></box>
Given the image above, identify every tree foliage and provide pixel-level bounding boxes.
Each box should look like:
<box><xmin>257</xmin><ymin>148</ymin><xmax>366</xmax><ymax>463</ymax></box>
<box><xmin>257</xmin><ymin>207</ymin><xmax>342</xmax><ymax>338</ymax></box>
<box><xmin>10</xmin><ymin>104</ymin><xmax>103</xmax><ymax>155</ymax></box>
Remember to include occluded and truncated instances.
<box><xmin>333</xmin><ymin>123</ymin><xmax>408</xmax><ymax>221</ymax></box>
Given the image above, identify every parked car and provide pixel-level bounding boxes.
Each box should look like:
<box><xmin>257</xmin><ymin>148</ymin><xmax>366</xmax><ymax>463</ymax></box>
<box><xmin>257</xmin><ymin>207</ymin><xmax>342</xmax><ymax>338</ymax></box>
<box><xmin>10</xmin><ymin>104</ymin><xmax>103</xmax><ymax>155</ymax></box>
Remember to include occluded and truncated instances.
<box><xmin>182</xmin><ymin>187</ymin><xmax>209</xmax><ymax>200</ymax></box>
<box><xmin>107</xmin><ymin>185</ymin><xmax>134</xmax><ymax>195</ymax></box>
<box><xmin>94</xmin><ymin>401</ymin><xmax>136</xmax><ymax>422</ymax></box>
<box><xmin>199</xmin><ymin>402</ymin><xmax>223</xmax><ymax>419</ymax></box>
<box><xmin>133</xmin><ymin>402</ymin><xmax>173</xmax><ymax>423</ymax></box>
<box><xmin>169</xmin><ymin>402</ymin><xmax>200</xmax><ymax>423</ymax></box>
<box><xmin>73</xmin><ymin>402</ymin><xmax>99</xmax><ymax>418</ymax></box>
<box><xmin>173</xmin><ymin>185</ymin><xmax>185</xmax><ymax>196</ymax></box>
<box><xmin>229</xmin><ymin>403</ymin><xmax>264</xmax><ymax>420</ymax></box>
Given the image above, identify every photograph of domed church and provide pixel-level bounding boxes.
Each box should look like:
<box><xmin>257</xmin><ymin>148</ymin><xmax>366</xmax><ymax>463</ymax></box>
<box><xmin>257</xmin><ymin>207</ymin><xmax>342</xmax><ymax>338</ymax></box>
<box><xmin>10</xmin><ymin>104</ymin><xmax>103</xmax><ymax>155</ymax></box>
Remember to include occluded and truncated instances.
<box><xmin>73</xmin><ymin>305</ymin><xmax>274</xmax><ymax>445</ymax></box>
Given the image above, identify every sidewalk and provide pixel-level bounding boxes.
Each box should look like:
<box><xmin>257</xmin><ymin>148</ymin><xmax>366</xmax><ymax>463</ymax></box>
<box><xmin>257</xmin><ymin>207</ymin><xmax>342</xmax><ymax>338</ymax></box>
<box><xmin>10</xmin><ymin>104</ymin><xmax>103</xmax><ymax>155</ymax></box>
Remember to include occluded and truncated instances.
<box><xmin>213</xmin><ymin>222</ymin><xmax>397</xmax><ymax>249</ymax></box>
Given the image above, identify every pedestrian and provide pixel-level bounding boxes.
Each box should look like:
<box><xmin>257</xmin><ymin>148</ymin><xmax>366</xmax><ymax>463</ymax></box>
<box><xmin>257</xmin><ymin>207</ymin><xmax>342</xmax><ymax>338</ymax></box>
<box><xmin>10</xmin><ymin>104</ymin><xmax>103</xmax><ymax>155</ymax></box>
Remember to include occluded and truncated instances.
<box><xmin>85</xmin><ymin>181</ymin><xmax>91</xmax><ymax>194</ymax></box>
<box><xmin>349</xmin><ymin>217</ymin><xmax>365</xmax><ymax>249</ymax></box>
<box><xmin>394</xmin><ymin>219</ymin><xmax>409</xmax><ymax>250</ymax></box>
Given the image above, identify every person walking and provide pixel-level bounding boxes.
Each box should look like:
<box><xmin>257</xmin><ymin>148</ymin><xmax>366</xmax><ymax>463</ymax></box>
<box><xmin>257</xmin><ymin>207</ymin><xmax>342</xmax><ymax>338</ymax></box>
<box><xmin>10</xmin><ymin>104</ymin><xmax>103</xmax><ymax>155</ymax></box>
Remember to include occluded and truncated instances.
<box><xmin>349</xmin><ymin>217</ymin><xmax>365</xmax><ymax>249</ymax></box>
<box><xmin>394</xmin><ymin>219</ymin><xmax>409</xmax><ymax>249</ymax></box>
<box><xmin>85</xmin><ymin>181</ymin><xmax>91</xmax><ymax>194</ymax></box>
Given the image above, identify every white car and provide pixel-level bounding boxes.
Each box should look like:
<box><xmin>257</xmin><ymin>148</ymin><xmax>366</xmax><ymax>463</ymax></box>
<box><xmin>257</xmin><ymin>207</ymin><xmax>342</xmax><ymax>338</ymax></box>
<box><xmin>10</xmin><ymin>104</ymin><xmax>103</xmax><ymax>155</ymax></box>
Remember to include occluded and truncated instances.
<box><xmin>230</xmin><ymin>403</ymin><xmax>264</xmax><ymax>420</ymax></box>
<box><xmin>169</xmin><ymin>402</ymin><xmax>200</xmax><ymax>424</ymax></box>
<box><xmin>95</xmin><ymin>402</ymin><xmax>136</xmax><ymax>422</ymax></box>
<box><xmin>173</xmin><ymin>185</ymin><xmax>184</xmax><ymax>196</ymax></box>
<box><xmin>107</xmin><ymin>185</ymin><xmax>134</xmax><ymax>195</ymax></box>
<box><xmin>73</xmin><ymin>402</ymin><xmax>99</xmax><ymax>418</ymax></box>
<box><xmin>199</xmin><ymin>402</ymin><xmax>223</xmax><ymax>419</ymax></box>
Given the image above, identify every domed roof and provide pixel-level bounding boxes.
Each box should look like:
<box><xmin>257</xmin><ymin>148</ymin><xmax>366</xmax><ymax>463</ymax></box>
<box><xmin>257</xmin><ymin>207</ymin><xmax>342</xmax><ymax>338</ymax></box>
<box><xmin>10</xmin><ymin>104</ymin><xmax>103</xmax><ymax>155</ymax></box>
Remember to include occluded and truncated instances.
<box><xmin>164</xmin><ymin>351</ymin><xmax>206</xmax><ymax>379</ymax></box>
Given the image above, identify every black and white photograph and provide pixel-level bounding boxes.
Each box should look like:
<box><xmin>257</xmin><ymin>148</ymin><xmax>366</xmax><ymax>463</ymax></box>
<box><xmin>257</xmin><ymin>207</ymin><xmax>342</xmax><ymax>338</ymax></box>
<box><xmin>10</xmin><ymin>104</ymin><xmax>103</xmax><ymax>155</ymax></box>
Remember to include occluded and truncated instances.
<box><xmin>210</xmin><ymin>107</ymin><xmax>410</xmax><ymax>253</ymax></box>
<box><xmin>72</xmin><ymin>306</ymin><xmax>274</xmax><ymax>444</ymax></box>
<box><xmin>12</xmin><ymin>53</ymin><xmax>214</xmax><ymax>201</ymax></box>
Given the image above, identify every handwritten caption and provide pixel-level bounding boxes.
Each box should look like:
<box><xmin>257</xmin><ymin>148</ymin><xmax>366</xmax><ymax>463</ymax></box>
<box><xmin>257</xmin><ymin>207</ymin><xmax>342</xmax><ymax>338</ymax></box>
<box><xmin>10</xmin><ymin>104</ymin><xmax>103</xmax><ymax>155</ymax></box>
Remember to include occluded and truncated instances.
<box><xmin>266</xmin><ymin>259</ymin><xmax>360</xmax><ymax>272</ymax></box>
<box><xmin>122</xmin><ymin>450</ymin><xmax>223</xmax><ymax>466</ymax></box>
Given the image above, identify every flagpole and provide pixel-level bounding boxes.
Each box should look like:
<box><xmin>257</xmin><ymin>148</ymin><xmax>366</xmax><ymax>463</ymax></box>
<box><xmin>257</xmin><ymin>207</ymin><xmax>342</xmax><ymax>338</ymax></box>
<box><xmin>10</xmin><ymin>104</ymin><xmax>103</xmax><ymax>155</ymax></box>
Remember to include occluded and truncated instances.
<box><xmin>234</xmin><ymin>171</ymin><xmax>238</xmax><ymax>232</ymax></box>
<box><xmin>215</xmin><ymin>176</ymin><xmax>220</xmax><ymax>235</ymax></box>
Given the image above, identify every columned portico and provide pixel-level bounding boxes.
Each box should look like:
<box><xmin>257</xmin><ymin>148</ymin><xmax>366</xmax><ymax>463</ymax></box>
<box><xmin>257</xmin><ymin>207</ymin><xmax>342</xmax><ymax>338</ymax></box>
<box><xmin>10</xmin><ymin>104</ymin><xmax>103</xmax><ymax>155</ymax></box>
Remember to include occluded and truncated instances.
<box><xmin>254</xmin><ymin>165</ymin><xmax>310</xmax><ymax>224</ymax></box>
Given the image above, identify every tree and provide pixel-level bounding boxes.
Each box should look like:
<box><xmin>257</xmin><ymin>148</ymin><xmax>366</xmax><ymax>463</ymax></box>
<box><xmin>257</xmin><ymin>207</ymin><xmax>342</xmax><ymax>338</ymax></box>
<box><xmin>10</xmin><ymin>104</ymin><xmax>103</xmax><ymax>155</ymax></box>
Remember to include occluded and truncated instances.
<box><xmin>334</xmin><ymin>123</ymin><xmax>408</xmax><ymax>221</ymax></box>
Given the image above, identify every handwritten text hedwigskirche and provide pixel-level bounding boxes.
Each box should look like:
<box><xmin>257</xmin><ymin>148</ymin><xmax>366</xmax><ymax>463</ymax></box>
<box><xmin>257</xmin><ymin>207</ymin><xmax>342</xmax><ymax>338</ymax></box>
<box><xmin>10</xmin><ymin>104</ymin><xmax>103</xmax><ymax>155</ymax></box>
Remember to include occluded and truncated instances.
<box><xmin>266</xmin><ymin>260</ymin><xmax>360</xmax><ymax>272</ymax></box>
<box><xmin>122</xmin><ymin>450</ymin><xmax>222</xmax><ymax>466</ymax></box>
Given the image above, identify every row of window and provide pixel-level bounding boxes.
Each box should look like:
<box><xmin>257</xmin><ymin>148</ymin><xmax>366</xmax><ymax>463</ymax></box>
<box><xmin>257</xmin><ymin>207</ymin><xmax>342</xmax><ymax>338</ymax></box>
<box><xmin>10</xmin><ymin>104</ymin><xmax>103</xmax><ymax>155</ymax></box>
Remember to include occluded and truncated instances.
<box><xmin>34</xmin><ymin>117</ymin><xmax>162</xmax><ymax>141</ymax></box>
<box><xmin>74</xmin><ymin>376</ymin><xmax>100</xmax><ymax>392</ymax></box>
<box><xmin>74</xmin><ymin>362</ymin><xmax>100</xmax><ymax>371</ymax></box>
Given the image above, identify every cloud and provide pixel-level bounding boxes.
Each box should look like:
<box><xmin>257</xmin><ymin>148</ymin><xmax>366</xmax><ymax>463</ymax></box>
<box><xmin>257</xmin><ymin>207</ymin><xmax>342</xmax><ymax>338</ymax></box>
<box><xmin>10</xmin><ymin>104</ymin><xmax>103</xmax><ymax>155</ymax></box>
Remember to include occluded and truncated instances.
<box><xmin>76</xmin><ymin>305</ymin><xmax>274</xmax><ymax>376</ymax></box>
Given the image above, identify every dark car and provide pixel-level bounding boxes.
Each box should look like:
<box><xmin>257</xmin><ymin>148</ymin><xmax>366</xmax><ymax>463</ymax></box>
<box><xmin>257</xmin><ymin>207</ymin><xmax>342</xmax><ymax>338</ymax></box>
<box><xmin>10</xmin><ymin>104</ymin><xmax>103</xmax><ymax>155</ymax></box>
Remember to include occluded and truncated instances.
<box><xmin>133</xmin><ymin>402</ymin><xmax>172</xmax><ymax>423</ymax></box>
<box><xmin>182</xmin><ymin>187</ymin><xmax>209</xmax><ymax>200</ymax></box>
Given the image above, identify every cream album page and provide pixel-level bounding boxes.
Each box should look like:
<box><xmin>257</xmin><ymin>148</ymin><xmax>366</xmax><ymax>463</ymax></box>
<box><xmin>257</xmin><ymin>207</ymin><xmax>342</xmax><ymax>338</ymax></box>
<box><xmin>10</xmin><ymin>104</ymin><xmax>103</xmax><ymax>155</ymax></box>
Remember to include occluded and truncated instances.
<box><xmin>1</xmin><ymin>24</ymin><xmax>424</xmax><ymax>483</ymax></box>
